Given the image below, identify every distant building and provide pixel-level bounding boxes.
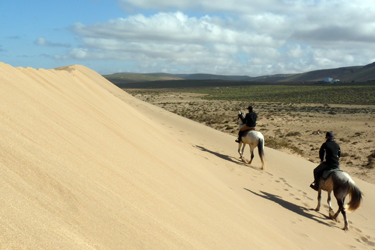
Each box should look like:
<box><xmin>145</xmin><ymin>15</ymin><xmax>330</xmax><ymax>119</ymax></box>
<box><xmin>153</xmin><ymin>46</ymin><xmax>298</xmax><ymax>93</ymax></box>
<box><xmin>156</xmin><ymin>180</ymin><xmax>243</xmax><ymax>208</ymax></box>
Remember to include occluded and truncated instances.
<box><xmin>323</xmin><ymin>77</ymin><xmax>340</xmax><ymax>83</ymax></box>
<box><xmin>324</xmin><ymin>77</ymin><xmax>333</xmax><ymax>82</ymax></box>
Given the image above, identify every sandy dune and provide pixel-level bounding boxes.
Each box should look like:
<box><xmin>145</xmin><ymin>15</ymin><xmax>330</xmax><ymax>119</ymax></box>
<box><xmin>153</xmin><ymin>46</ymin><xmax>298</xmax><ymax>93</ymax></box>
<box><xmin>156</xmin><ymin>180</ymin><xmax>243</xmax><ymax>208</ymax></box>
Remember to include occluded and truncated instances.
<box><xmin>1</xmin><ymin>62</ymin><xmax>374</xmax><ymax>249</ymax></box>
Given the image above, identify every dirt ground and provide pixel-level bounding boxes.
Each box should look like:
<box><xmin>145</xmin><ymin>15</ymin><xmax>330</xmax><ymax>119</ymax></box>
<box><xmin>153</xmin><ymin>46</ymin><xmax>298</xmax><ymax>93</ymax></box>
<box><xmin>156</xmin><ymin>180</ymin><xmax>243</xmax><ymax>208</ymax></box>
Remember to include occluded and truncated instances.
<box><xmin>127</xmin><ymin>90</ymin><xmax>375</xmax><ymax>185</ymax></box>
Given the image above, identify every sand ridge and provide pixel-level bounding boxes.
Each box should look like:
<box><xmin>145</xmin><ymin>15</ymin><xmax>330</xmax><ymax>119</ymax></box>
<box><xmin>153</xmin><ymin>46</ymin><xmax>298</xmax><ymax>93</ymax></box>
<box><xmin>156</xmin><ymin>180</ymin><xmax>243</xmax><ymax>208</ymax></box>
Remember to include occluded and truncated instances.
<box><xmin>1</xmin><ymin>62</ymin><xmax>374</xmax><ymax>249</ymax></box>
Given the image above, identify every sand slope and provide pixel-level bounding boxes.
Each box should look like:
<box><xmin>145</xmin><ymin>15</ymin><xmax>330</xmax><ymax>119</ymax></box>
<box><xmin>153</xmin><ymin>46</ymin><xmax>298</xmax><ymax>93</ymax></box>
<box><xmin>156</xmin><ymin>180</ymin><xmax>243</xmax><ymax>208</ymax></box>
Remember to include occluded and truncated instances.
<box><xmin>0</xmin><ymin>62</ymin><xmax>374</xmax><ymax>249</ymax></box>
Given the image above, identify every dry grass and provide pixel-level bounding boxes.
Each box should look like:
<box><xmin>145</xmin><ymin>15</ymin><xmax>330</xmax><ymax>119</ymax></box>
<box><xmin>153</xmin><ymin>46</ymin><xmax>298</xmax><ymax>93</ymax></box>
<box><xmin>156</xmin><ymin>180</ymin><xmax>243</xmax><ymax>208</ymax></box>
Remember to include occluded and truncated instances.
<box><xmin>126</xmin><ymin>89</ymin><xmax>375</xmax><ymax>184</ymax></box>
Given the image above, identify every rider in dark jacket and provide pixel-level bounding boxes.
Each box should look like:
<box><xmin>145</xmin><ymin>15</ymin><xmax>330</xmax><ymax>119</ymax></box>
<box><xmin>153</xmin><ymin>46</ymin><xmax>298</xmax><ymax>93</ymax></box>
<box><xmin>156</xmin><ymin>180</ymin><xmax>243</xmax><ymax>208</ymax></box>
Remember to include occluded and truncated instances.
<box><xmin>235</xmin><ymin>106</ymin><xmax>257</xmax><ymax>143</ymax></box>
<box><xmin>310</xmin><ymin>131</ymin><xmax>341</xmax><ymax>191</ymax></box>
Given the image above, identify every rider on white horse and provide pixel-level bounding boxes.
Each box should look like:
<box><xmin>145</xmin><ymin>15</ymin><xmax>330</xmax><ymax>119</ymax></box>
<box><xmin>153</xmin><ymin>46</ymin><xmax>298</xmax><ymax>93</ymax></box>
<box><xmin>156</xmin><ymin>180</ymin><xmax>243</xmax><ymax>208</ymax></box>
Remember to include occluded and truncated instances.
<box><xmin>235</xmin><ymin>105</ymin><xmax>257</xmax><ymax>143</ymax></box>
<box><xmin>310</xmin><ymin>131</ymin><xmax>341</xmax><ymax>191</ymax></box>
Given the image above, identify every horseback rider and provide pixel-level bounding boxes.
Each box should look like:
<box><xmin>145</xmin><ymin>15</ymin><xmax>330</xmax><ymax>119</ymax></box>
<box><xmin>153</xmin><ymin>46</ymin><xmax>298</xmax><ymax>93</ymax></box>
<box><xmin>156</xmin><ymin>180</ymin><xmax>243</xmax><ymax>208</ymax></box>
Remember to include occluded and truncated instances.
<box><xmin>235</xmin><ymin>105</ymin><xmax>257</xmax><ymax>143</ymax></box>
<box><xmin>310</xmin><ymin>131</ymin><xmax>341</xmax><ymax>191</ymax></box>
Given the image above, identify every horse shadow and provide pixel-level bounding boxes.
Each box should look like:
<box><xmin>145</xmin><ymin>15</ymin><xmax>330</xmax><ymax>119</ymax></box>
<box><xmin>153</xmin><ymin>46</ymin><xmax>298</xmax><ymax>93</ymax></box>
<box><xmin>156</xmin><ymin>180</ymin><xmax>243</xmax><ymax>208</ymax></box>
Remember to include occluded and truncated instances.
<box><xmin>194</xmin><ymin>145</ymin><xmax>244</xmax><ymax>165</ymax></box>
<box><xmin>244</xmin><ymin>188</ymin><xmax>332</xmax><ymax>227</ymax></box>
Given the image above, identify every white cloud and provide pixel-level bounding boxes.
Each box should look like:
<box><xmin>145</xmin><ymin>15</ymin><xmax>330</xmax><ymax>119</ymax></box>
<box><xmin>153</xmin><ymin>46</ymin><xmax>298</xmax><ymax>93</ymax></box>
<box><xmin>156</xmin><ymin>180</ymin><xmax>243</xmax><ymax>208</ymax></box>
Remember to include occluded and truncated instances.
<box><xmin>73</xmin><ymin>13</ymin><xmax>278</xmax><ymax>47</ymax></box>
<box><xmin>57</xmin><ymin>0</ymin><xmax>375</xmax><ymax>76</ymax></box>
<box><xmin>67</xmin><ymin>12</ymin><xmax>285</xmax><ymax>75</ymax></box>
<box><xmin>34</xmin><ymin>37</ymin><xmax>71</xmax><ymax>48</ymax></box>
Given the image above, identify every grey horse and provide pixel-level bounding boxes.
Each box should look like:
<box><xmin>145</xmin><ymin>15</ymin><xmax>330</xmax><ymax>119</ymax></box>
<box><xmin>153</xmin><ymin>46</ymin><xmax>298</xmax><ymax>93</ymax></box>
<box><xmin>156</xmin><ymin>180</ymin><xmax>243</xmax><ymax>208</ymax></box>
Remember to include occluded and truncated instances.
<box><xmin>315</xmin><ymin>170</ymin><xmax>363</xmax><ymax>231</ymax></box>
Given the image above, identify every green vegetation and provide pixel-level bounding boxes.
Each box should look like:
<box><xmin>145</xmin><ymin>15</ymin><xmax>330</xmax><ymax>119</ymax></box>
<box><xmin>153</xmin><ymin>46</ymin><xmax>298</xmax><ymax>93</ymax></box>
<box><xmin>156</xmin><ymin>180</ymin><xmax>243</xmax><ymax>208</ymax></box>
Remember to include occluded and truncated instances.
<box><xmin>116</xmin><ymin>79</ymin><xmax>267</xmax><ymax>89</ymax></box>
<box><xmin>122</xmin><ymin>79</ymin><xmax>375</xmax><ymax>105</ymax></box>
<box><xmin>187</xmin><ymin>83</ymin><xmax>375</xmax><ymax>105</ymax></box>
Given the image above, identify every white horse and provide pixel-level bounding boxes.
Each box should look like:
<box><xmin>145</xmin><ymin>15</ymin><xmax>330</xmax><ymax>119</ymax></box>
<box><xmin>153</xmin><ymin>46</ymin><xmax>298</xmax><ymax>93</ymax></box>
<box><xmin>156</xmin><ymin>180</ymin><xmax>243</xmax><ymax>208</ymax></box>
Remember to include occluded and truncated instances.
<box><xmin>237</xmin><ymin>112</ymin><xmax>265</xmax><ymax>170</ymax></box>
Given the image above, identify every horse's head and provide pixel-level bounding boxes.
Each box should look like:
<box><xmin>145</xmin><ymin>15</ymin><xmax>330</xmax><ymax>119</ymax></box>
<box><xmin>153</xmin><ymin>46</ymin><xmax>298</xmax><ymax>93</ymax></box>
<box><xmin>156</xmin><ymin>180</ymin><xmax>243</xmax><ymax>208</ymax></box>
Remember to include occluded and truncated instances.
<box><xmin>237</xmin><ymin>111</ymin><xmax>245</xmax><ymax>125</ymax></box>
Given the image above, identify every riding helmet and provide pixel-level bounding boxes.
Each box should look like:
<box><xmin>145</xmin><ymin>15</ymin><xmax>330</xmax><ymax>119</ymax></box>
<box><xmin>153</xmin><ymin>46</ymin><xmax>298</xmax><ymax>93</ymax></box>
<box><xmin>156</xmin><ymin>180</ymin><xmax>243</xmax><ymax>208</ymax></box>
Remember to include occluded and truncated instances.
<box><xmin>326</xmin><ymin>131</ymin><xmax>334</xmax><ymax>138</ymax></box>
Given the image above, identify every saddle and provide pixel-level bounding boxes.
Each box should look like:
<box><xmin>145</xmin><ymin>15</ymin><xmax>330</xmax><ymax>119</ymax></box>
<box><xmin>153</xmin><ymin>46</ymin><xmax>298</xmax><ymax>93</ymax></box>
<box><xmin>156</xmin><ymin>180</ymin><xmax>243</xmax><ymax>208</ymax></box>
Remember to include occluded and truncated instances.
<box><xmin>240</xmin><ymin>126</ymin><xmax>256</xmax><ymax>132</ymax></box>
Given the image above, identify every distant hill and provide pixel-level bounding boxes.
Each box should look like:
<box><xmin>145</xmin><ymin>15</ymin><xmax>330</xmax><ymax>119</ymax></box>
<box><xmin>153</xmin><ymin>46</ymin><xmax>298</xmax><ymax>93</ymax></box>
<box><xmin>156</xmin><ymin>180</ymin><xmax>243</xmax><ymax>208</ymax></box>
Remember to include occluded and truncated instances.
<box><xmin>103</xmin><ymin>62</ymin><xmax>375</xmax><ymax>87</ymax></box>
<box><xmin>102</xmin><ymin>72</ymin><xmax>184</xmax><ymax>85</ymax></box>
<box><xmin>277</xmin><ymin>66</ymin><xmax>363</xmax><ymax>83</ymax></box>
<box><xmin>159</xmin><ymin>73</ymin><xmax>253</xmax><ymax>81</ymax></box>
<box><xmin>346</xmin><ymin>62</ymin><xmax>375</xmax><ymax>82</ymax></box>
<box><xmin>244</xmin><ymin>62</ymin><xmax>375</xmax><ymax>83</ymax></box>
<box><xmin>103</xmin><ymin>72</ymin><xmax>252</xmax><ymax>85</ymax></box>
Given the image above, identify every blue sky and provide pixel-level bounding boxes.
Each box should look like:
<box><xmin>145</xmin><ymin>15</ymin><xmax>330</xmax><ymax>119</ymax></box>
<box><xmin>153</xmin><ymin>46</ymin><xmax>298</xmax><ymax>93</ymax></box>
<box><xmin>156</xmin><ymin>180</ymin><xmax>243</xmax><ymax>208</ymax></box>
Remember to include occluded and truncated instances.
<box><xmin>1</xmin><ymin>0</ymin><xmax>375</xmax><ymax>76</ymax></box>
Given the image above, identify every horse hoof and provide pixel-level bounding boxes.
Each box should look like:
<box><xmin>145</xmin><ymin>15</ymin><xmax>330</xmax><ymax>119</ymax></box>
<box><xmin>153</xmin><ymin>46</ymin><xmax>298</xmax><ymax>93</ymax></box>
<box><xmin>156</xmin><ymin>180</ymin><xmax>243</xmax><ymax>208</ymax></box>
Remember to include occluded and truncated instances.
<box><xmin>329</xmin><ymin>211</ymin><xmax>335</xmax><ymax>218</ymax></box>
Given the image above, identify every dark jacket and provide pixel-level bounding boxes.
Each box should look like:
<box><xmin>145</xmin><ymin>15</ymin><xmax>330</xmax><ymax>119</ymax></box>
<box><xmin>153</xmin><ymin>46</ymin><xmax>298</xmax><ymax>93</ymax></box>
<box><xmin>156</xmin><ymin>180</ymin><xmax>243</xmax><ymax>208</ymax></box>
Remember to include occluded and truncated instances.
<box><xmin>241</xmin><ymin>111</ymin><xmax>257</xmax><ymax>127</ymax></box>
<box><xmin>319</xmin><ymin>138</ymin><xmax>341</xmax><ymax>167</ymax></box>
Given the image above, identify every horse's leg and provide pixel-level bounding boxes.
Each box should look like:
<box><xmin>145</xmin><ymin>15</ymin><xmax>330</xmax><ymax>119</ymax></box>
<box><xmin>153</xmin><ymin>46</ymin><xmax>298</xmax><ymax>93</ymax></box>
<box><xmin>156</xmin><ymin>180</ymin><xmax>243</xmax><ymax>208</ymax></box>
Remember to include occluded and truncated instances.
<box><xmin>238</xmin><ymin>142</ymin><xmax>242</xmax><ymax>158</ymax></box>
<box><xmin>341</xmin><ymin>207</ymin><xmax>349</xmax><ymax>231</ymax></box>
<box><xmin>327</xmin><ymin>191</ymin><xmax>335</xmax><ymax>218</ymax></box>
<box><xmin>239</xmin><ymin>143</ymin><xmax>246</xmax><ymax>162</ymax></box>
<box><xmin>248</xmin><ymin>145</ymin><xmax>255</xmax><ymax>164</ymax></box>
<box><xmin>242</xmin><ymin>144</ymin><xmax>247</xmax><ymax>162</ymax></box>
<box><xmin>315</xmin><ymin>189</ymin><xmax>322</xmax><ymax>211</ymax></box>
<box><xmin>342</xmin><ymin>208</ymin><xmax>348</xmax><ymax>231</ymax></box>
<box><xmin>332</xmin><ymin>196</ymin><xmax>348</xmax><ymax>230</ymax></box>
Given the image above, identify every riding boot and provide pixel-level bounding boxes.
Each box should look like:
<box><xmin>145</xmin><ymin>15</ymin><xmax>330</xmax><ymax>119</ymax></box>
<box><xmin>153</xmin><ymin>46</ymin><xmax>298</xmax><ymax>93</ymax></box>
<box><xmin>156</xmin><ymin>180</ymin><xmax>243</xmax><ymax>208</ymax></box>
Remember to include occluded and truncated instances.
<box><xmin>310</xmin><ymin>181</ymin><xmax>319</xmax><ymax>191</ymax></box>
<box><xmin>310</xmin><ymin>163</ymin><xmax>326</xmax><ymax>191</ymax></box>
<box><xmin>235</xmin><ymin>131</ymin><xmax>242</xmax><ymax>143</ymax></box>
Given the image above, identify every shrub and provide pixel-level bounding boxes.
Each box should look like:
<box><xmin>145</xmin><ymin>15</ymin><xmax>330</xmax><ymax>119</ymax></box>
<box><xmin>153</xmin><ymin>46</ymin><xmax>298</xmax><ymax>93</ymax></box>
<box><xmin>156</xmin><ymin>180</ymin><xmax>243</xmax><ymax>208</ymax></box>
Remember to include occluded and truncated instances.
<box><xmin>285</xmin><ymin>131</ymin><xmax>302</xmax><ymax>137</ymax></box>
<box><xmin>365</xmin><ymin>151</ymin><xmax>375</xmax><ymax>169</ymax></box>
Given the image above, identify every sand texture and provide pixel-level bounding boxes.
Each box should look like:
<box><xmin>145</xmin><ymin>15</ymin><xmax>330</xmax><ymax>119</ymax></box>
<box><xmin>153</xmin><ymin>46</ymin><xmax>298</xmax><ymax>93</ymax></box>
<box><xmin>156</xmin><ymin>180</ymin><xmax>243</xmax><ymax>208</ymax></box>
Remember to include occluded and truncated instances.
<box><xmin>1</xmin><ymin>62</ymin><xmax>374</xmax><ymax>249</ymax></box>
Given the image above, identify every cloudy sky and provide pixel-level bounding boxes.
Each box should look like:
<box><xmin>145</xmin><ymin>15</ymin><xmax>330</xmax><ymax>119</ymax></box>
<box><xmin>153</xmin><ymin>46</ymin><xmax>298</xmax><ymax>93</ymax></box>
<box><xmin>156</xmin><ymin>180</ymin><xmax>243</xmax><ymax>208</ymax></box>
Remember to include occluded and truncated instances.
<box><xmin>1</xmin><ymin>0</ymin><xmax>375</xmax><ymax>76</ymax></box>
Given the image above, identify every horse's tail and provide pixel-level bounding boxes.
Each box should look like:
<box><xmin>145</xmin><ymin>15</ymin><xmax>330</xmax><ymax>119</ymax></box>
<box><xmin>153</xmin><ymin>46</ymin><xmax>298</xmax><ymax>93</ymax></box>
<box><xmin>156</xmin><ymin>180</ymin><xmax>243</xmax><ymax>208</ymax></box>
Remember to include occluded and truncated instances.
<box><xmin>346</xmin><ymin>180</ymin><xmax>363</xmax><ymax>212</ymax></box>
<box><xmin>258</xmin><ymin>137</ymin><xmax>265</xmax><ymax>169</ymax></box>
